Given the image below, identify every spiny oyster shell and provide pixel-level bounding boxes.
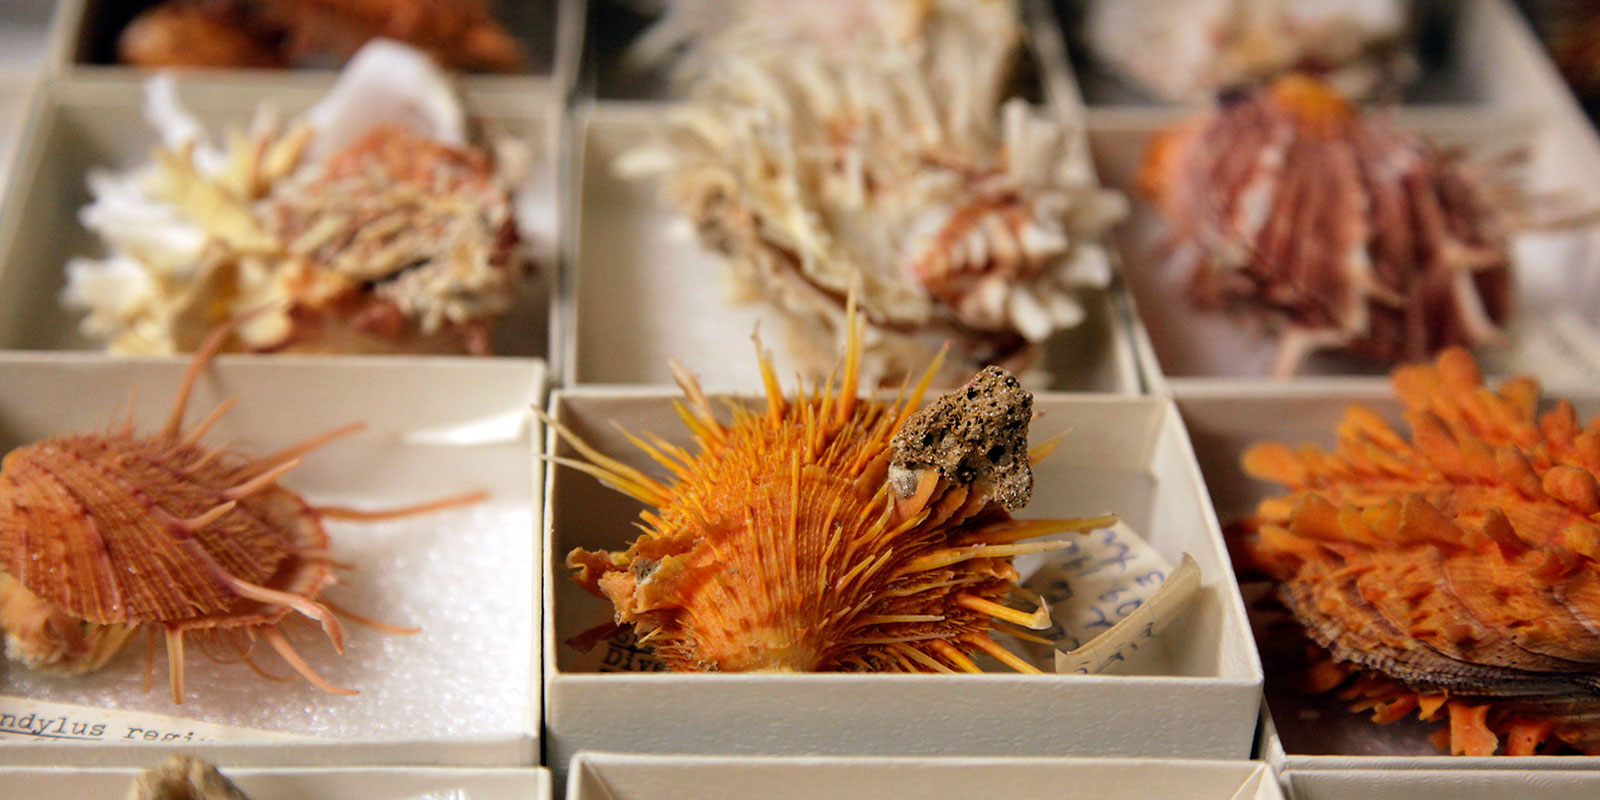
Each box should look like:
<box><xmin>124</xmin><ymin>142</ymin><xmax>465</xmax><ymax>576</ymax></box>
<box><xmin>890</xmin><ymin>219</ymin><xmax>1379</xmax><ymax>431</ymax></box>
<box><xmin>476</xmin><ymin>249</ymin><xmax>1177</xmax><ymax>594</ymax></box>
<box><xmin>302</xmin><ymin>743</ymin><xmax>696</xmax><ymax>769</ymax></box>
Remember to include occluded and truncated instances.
<box><xmin>1142</xmin><ymin>76</ymin><xmax>1513</xmax><ymax>376</ymax></box>
<box><xmin>1242</xmin><ymin>347</ymin><xmax>1600</xmax><ymax>754</ymax></box>
<box><xmin>64</xmin><ymin>40</ymin><xmax>530</xmax><ymax>356</ymax></box>
<box><xmin>1086</xmin><ymin>0</ymin><xmax>1412</xmax><ymax>102</ymax></box>
<box><xmin>623</xmin><ymin>0</ymin><xmax>1126</xmax><ymax>386</ymax></box>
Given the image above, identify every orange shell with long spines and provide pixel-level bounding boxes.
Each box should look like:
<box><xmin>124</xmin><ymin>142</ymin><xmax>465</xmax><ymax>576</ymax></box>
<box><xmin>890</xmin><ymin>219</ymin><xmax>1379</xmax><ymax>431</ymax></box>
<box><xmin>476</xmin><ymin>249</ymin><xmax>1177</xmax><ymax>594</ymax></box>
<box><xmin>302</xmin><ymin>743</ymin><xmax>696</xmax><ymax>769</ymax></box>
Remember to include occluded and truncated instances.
<box><xmin>0</xmin><ymin>436</ymin><xmax>328</xmax><ymax>630</ymax></box>
<box><xmin>553</xmin><ymin>310</ymin><xmax>1106</xmax><ymax>674</ymax></box>
<box><xmin>1241</xmin><ymin>347</ymin><xmax>1600</xmax><ymax>755</ymax></box>
<box><xmin>0</xmin><ymin>324</ymin><xmax>477</xmax><ymax>703</ymax></box>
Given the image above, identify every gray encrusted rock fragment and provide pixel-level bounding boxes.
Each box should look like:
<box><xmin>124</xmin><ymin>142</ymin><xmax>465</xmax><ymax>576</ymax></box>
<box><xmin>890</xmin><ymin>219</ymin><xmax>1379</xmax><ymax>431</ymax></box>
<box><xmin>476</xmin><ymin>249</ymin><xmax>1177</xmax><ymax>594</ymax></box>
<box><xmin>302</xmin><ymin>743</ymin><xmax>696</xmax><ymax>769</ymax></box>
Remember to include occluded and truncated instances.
<box><xmin>888</xmin><ymin>366</ymin><xmax>1034</xmax><ymax>510</ymax></box>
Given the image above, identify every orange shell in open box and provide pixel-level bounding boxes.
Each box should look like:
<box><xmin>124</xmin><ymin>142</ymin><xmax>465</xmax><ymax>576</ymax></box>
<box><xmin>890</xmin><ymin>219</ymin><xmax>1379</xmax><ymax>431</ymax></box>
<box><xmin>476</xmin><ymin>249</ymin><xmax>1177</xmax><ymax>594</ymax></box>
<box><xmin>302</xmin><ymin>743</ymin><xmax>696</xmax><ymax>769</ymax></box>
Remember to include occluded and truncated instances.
<box><xmin>1241</xmin><ymin>347</ymin><xmax>1600</xmax><ymax>754</ymax></box>
<box><xmin>549</xmin><ymin>308</ymin><xmax>1111</xmax><ymax>673</ymax></box>
<box><xmin>0</xmin><ymin>326</ymin><xmax>477</xmax><ymax>703</ymax></box>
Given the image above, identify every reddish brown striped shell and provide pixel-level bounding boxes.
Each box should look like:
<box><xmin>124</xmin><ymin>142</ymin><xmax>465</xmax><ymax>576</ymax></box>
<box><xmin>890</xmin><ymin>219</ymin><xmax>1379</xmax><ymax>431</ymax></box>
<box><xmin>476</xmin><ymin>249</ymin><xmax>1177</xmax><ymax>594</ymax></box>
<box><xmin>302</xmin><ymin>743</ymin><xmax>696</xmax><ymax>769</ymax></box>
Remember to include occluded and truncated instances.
<box><xmin>1142</xmin><ymin>75</ymin><xmax>1514</xmax><ymax>376</ymax></box>
<box><xmin>0</xmin><ymin>435</ymin><xmax>328</xmax><ymax>631</ymax></box>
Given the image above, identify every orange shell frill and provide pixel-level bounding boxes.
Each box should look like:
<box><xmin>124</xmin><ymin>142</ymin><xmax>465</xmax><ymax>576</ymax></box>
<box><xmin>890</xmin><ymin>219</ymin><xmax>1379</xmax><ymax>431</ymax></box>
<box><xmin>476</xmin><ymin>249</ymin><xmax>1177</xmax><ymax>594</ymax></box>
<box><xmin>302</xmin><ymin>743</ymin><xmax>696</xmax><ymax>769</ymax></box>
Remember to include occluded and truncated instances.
<box><xmin>1242</xmin><ymin>347</ymin><xmax>1600</xmax><ymax>755</ymax></box>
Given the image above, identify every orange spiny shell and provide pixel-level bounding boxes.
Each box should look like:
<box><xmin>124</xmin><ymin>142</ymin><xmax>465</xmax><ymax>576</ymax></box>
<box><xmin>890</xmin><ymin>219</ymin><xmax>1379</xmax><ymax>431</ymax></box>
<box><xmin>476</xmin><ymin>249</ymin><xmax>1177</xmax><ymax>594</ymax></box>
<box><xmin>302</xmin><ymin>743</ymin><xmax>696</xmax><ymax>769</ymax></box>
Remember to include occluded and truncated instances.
<box><xmin>1241</xmin><ymin>347</ymin><xmax>1600</xmax><ymax>755</ymax></box>
<box><xmin>554</xmin><ymin>314</ymin><xmax>1104</xmax><ymax>673</ymax></box>
<box><xmin>0</xmin><ymin>437</ymin><xmax>328</xmax><ymax>632</ymax></box>
<box><xmin>0</xmin><ymin>327</ymin><xmax>470</xmax><ymax>703</ymax></box>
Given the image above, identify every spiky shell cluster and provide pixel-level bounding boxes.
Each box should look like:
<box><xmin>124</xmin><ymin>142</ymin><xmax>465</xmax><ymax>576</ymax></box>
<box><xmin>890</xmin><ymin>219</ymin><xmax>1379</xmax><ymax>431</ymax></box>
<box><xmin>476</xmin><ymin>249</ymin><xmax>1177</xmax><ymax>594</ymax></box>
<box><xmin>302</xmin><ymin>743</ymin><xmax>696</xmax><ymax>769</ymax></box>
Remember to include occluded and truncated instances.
<box><xmin>553</xmin><ymin>313</ymin><xmax>1107</xmax><ymax>673</ymax></box>
<box><xmin>1086</xmin><ymin>0</ymin><xmax>1411</xmax><ymax>102</ymax></box>
<box><xmin>64</xmin><ymin>42</ymin><xmax>528</xmax><ymax>357</ymax></box>
<box><xmin>625</xmin><ymin>0</ymin><xmax>1125</xmax><ymax>386</ymax></box>
<box><xmin>1241</xmin><ymin>347</ymin><xmax>1600</xmax><ymax>754</ymax></box>
<box><xmin>1142</xmin><ymin>76</ymin><xmax>1513</xmax><ymax>376</ymax></box>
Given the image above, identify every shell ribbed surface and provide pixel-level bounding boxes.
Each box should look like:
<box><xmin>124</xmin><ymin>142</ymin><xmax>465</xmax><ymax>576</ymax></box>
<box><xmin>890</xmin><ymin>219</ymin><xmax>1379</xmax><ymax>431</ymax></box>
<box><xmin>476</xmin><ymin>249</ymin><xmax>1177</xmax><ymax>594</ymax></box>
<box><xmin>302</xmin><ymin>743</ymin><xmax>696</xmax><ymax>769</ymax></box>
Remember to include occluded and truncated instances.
<box><xmin>570</xmin><ymin>388</ymin><xmax>1012</xmax><ymax>672</ymax></box>
<box><xmin>0</xmin><ymin>433</ymin><xmax>314</xmax><ymax>627</ymax></box>
<box><xmin>1144</xmin><ymin>76</ymin><xmax>1512</xmax><ymax>374</ymax></box>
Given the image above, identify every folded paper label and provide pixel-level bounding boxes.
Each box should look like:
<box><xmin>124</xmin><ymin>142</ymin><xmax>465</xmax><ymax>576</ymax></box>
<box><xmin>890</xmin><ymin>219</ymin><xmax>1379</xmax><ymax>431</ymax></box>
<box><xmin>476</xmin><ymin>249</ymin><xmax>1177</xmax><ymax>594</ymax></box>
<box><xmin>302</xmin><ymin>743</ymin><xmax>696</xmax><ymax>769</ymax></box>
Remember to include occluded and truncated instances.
<box><xmin>1019</xmin><ymin>520</ymin><xmax>1202</xmax><ymax>674</ymax></box>
<box><xmin>0</xmin><ymin>696</ymin><xmax>303</xmax><ymax>743</ymax></box>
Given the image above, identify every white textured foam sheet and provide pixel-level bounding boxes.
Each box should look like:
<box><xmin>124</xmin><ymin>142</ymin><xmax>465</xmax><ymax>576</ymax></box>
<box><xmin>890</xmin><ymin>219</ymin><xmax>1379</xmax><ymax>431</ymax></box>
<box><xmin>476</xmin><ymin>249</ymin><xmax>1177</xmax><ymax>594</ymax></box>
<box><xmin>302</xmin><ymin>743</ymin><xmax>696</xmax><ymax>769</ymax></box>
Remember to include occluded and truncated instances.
<box><xmin>0</xmin><ymin>355</ymin><xmax>540</xmax><ymax>753</ymax></box>
<box><xmin>0</xmin><ymin>503</ymin><xmax>533</xmax><ymax>740</ymax></box>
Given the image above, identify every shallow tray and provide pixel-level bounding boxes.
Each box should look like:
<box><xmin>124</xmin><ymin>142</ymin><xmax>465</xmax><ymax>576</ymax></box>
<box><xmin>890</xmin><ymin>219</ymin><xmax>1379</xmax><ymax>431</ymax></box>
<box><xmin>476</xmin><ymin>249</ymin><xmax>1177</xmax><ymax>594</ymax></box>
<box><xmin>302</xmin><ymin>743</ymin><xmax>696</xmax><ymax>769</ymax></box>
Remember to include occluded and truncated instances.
<box><xmin>567</xmin><ymin>753</ymin><xmax>1282</xmax><ymax>800</ymax></box>
<box><xmin>0</xmin><ymin>76</ymin><xmax>559</xmax><ymax>361</ymax></box>
<box><xmin>542</xmin><ymin>386</ymin><xmax>1260</xmax><ymax>767</ymax></box>
<box><xmin>0</xmin><ymin>354</ymin><xmax>543</xmax><ymax>767</ymax></box>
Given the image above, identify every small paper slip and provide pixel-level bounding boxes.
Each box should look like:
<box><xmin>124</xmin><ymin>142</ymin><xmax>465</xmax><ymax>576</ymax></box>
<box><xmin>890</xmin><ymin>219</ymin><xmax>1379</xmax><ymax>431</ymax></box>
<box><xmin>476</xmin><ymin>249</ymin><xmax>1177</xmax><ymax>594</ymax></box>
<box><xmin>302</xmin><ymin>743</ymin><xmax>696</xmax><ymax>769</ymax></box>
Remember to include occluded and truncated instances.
<box><xmin>0</xmin><ymin>696</ymin><xmax>304</xmax><ymax>744</ymax></box>
<box><xmin>1019</xmin><ymin>520</ymin><xmax>1203</xmax><ymax>674</ymax></box>
<box><xmin>1054</xmin><ymin>554</ymin><xmax>1201</xmax><ymax>674</ymax></box>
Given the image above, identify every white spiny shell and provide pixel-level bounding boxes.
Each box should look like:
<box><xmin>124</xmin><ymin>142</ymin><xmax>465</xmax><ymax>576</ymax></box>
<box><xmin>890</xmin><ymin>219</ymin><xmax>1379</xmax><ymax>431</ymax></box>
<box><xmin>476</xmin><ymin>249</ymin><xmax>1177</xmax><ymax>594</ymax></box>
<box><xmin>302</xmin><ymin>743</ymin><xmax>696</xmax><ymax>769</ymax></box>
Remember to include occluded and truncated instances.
<box><xmin>628</xmin><ymin>0</ymin><xmax>1126</xmax><ymax>385</ymax></box>
<box><xmin>63</xmin><ymin>41</ymin><xmax>529</xmax><ymax>357</ymax></box>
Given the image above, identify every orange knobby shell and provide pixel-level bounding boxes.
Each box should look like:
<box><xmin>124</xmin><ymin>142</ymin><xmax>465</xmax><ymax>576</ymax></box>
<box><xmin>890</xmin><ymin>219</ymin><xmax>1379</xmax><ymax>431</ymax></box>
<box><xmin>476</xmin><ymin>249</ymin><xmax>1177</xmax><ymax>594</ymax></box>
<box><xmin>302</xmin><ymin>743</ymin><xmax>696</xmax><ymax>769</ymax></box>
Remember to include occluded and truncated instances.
<box><xmin>547</xmin><ymin>305</ymin><xmax>1116</xmax><ymax>674</ymax></box>
<box><xmin>0</xmin><ymin>325</ymin><xmax>481</xmax><ymax>703</ymax></box>
<box><xmin>1241</xmin><ymin>346</ymin><xmax>1600</xmax><ymax>755</ymax></box>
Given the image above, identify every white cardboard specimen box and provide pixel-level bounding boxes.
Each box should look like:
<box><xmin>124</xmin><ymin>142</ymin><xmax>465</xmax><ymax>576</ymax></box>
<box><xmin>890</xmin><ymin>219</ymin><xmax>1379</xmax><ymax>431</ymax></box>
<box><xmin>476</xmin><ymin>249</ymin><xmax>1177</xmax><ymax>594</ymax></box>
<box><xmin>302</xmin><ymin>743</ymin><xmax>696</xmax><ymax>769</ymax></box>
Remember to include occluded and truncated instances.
<box><xmin>565</xmin><ymin>103</ymin><xmax>1139</xmax><ymax>396</ymax></box>
<box><xmin>0</xmin><ymin>78</ymin><xmax>36</xmax><ymax>206</ymax></box>
<box><xmin>0</xmin><ymin>0</ymin><xmax>58</xmax><ymax>78</ymax></box>
<box><xmin>1178</xmin><ymin>384</ymin><xmax>1600</xmax><ymax>772</ymax></box>
<box><xmin>543</xmin><ymin>388</ymin><xmax>1261</xmax><ymax>768</ymax></box>
<box><xmin>6</xmin><ymin>765</ymin><xmax>551</xmax><ymax>800</ymax></box>
<box><xmin>567</xmin><ymin>752</ymin><xmax>1283</xmax><ymax>800</ymax></box>
<box><xmin>1285</xmin><ymin>767</ymin><xmax>1600</xmax><ymax>800</ymax></box>
<box><xmin>0</xmin><ymin>75</ymin><xmax>560</xmax><ymax>362</ymax></box>
<box><xmin>0</xmin><ymin>355</ymin><xmax>544</xmax><ymax>767</ymax></box>
<box><xmin>562</xmin><ymin>0</ymin><xmax>1141</xmax><ymax>395</ymax></box>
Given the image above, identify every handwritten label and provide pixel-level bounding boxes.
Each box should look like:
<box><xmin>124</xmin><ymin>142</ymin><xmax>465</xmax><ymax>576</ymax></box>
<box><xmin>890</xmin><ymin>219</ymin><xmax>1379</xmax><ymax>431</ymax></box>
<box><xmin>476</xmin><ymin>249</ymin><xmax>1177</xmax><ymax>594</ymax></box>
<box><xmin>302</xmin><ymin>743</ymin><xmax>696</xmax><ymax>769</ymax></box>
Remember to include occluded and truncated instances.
<box><xmin>0</xmin><ymin>696</ymin><xmax>304</xmax><ymax>744</ymax></box>
<box><xmin>1054</xmin><ymin>554</ymin><xmax>1201</xmax><ymax>674</ymax></box>
<box><xmin>1017</xmin><ymin>521</ymin><xmax>1202</xmax><ymax>674</ymax></box>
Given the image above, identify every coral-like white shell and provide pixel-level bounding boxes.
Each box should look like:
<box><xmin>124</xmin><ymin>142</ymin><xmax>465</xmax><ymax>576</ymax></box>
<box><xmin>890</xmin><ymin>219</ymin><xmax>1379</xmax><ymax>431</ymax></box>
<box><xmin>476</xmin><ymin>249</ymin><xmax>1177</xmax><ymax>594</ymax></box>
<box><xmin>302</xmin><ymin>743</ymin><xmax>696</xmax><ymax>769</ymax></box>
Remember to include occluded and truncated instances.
<box><xmin>628</xmin><ymin>0</ymin><xmax>1126</xmax><ymax>385</ymax></box>
<box><xmin>63</xmin><ymin>41</ymin><xmax>529</xmax><ymax>357</ymax></box>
